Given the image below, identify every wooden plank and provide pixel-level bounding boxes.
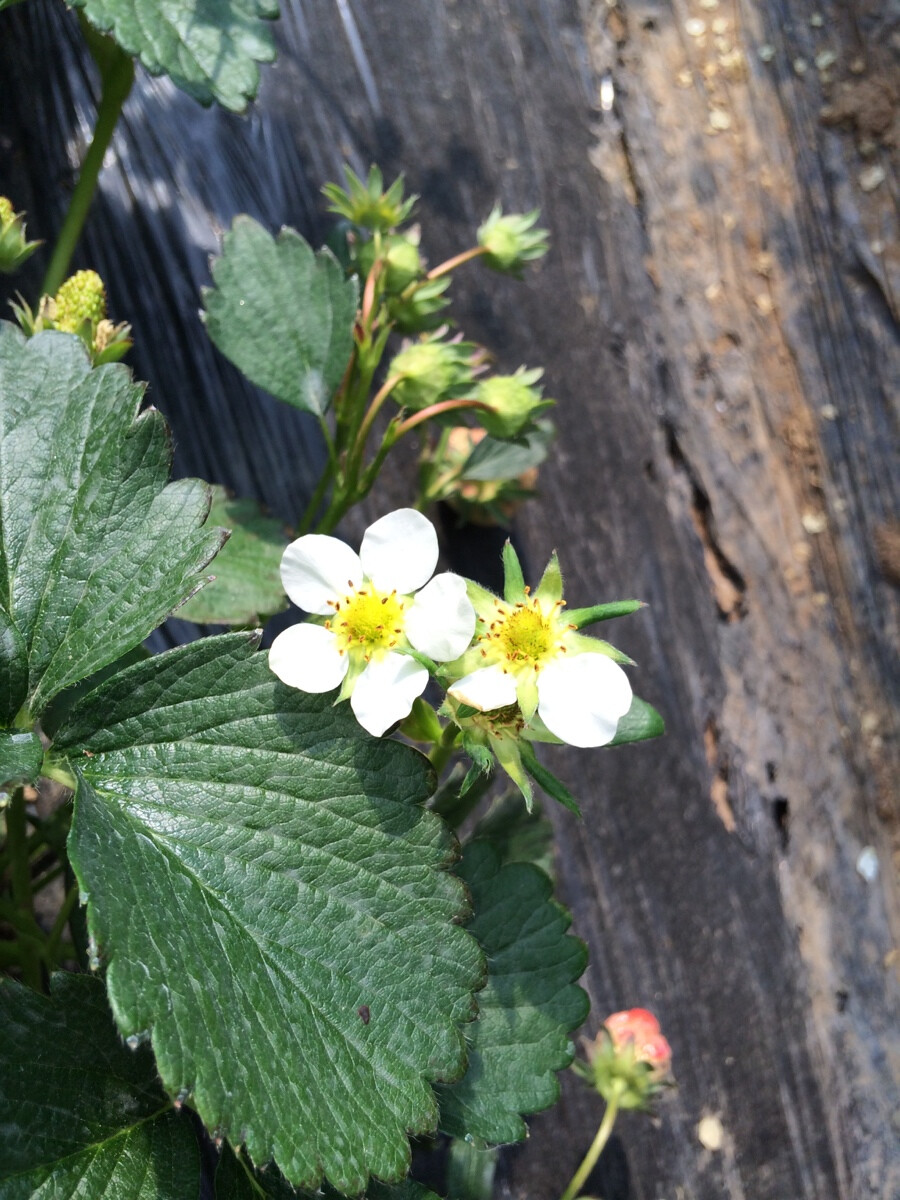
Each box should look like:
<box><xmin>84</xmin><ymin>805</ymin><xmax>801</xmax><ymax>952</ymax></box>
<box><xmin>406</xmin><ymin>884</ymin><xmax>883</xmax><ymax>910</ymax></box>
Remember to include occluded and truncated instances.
<box><xmin>0</xmin><ymin>1</ymin><xmax>897</xmax><ymax>1196</ymax></box>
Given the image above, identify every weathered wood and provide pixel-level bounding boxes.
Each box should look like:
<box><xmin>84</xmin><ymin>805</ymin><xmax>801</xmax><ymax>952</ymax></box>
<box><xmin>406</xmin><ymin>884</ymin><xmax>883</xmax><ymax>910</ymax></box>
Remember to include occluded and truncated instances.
<box><xmin>1</xmin><ymin>2</ymin><xmax>897</xmax><ymax>1197</ymax></box>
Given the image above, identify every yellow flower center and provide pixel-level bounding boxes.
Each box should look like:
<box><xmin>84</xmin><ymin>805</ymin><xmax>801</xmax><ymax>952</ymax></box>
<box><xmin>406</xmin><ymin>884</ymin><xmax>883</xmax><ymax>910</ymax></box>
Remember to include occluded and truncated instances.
<box><xmin>326</xmin><ymin>585</ymin><xmax>406</xmax><ymax>658</ymax></box>
<box><xmin>480</xmin><ymin>595</ymin><xmax>569</xmax><ymax>672</ymax></box>
<box><xmin>498</xmin><ymin>606</ymin><xmax>555</xmax><ymax>662</ymax></box>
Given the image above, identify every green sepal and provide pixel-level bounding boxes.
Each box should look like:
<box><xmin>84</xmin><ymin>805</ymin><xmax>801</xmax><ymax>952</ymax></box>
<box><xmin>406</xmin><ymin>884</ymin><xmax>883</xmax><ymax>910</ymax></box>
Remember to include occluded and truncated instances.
<box><xmin>491</xmin><ymin>733</ymin><xmax>533</xmax><ymax>811</ymax></box>
<box><xmin>609</xmin><ymin>695</ymin><xmax>665</xmax><ymax>746</ymax></box>
<box><xmin>463</xmin><ymin>578</ymin><xmax>499</xmax><ymax>620</ymax></box>
<box><xmin>566</xmin><ymin>599</ymin><xmax>645</xmax><ymax>628</ymax></box>
<box><xmin>534</xmin><ymin>551</ymin><xmax>563</xmax><ymax>604</ymax></box>
<box><xmin>399</xmin><ymin>697</ymin><xmax>444</xmax><ymax>744</ymax></box>
<box><xmin>501</xmin><ymin>540</ymin><xmax>526</xmax><ymax>603</ymax></box>
<box><xmin>567</xmin><ymin>631</ymin><xmax>635</xmax><ymax>665</ymax></box>
<box><xmin>518</xmin><ymin>741</ymin><xmax>581</xmax><ymax>816</ymax></box>
<box><xmin>516</xmin><ymin>677</ymin><xmax>539</xmax><ymax>723</ymax></box>
<box><xmin>0</xmin><ymin>728</ymin><xmax>43</xmax><ymax>785</ymax></box>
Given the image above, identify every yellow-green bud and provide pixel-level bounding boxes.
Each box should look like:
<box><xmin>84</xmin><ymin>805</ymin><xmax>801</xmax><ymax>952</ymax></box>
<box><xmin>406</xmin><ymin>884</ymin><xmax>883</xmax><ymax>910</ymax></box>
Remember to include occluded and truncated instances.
<box><xmin>477</xmin><ymin>367</ymin><xmax>553</xmax><ymax>437</ymax></box>
<box><xmin>477</xmin><ymin>206</ymin><xmax>549</xmax><ymax>276</ymax></box>
<box><xmin>390</xmin><ymin>336</ymin><xmax>475</xmax><ymax>410</ymax></box>
<box><xmin>322</xmin><ymin>165</ymin><xmax>417</xmax><ymax>232</ymax></box>
<box><xmin>355</xmin><ymin>232</ymin><xmax>423</xmax><ymax>293</ymax></box>
<box><xmin>53</xmin><ymin>270</ymin><xmax>107</xmax><ymax>333</ymax></box>
<box><xmin>0</xmin><ymin>196</ymin><xmax>41</xmax><ymax>275</ymax></box>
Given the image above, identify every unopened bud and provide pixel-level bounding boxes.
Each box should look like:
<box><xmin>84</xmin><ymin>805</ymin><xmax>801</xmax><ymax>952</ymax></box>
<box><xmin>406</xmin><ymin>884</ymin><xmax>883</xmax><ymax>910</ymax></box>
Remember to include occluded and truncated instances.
<box><xmin>53</xmin><ymin>270</ymin><xmax>107</xmax><ymax>333</ymax></box>
<box><xmin>0</xmin><ymin>196</ymin><xmax>41</xmax><ymax>274</ymax></box>
<box><xmin>477</xmin><ymin>367</ymin><xmax>553</xmax><ymax>437</ymax></box>
<box><xmin>578</xmin><ymin>1008</ymin><xmax>673</xmax><ymax>1110</ymax></box>
<box><xmin>390</xmin><ymin>335</ymin><xmax>475</xmax><ymax>410</ymax></box>
<box><xmin>477</xmin><ymin>206</ymin><xmax>549</xmax><ymax>276</ymax></box>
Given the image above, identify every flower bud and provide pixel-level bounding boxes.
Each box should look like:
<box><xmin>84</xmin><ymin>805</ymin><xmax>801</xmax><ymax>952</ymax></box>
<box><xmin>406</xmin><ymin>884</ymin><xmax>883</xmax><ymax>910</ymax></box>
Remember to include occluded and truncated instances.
<box><xmin>323</xmin><ymin>165</ymin><xmax>417</xmax><ymax>232</ymax></box>
<box><xmin>389</xmin><ymin>335</ymin><xmax>475</xmax><ymax>411</ymax></box>
<box><xmin>477</xmin><ymin>367</ymin><xmax>553</xmax><ymax>438</ymax></box>
<box><xmin>578</xmin><ymin>1009</ymin><xmax>672</xmax><ymax>1110</ymax></box>
<box><xmin>53</xmin><ymin>269</ymin><xmax>107</xmax><ymax>333</ymax></box>
<box><xmin>355</xmin><ymin>231</ymin><xmax>423</xmax><ymax>293</ymax></box>
<box><xmin>477</xmin><ymin>206</ymin><xmax>549</xmax><ymax>276</ymax></box>
<box><xmin>0</xmin><ymin>196</ymin><xmax>41</xmax><ymax>274</ymax></box>
<box><xmin>387</xmin><ymin>275</ymin><xmax>451</xmax><ymax>333</ymax></box>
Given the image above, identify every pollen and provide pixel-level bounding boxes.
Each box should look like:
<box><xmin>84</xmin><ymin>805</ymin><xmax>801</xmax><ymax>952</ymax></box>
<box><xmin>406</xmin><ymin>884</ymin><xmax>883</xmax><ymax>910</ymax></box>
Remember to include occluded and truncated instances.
<box><xmin>497</xmin><ymin>604</ymin><xmax>556</xmax><ymax>663</ymax></box>
<box><xmin>333</xmin><ymin>585</ymin><xmax>406</xmax><ymax>654</ymax></box>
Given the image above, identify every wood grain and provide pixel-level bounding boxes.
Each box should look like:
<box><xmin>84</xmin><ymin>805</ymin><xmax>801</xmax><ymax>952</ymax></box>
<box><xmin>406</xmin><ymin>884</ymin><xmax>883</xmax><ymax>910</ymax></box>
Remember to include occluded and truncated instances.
<box><xmin>1</xmin><ymin>1</ymin><xmax>897</xmax><ymax>1196</ymax></box>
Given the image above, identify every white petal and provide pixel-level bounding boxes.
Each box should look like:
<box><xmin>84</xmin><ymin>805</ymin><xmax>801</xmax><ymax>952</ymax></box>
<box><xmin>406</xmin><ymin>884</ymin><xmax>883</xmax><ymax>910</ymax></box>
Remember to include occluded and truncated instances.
<box><xmin>448</xmin><ymin>664</ymin><xmax>517</xmax><ymax>712</ymax></box>
<box><xmin>281</xmin><ymin>535</ymin><xmax>363</xmax><ymax>614</ymax></box>
<box><xmin>268</xmin><ymin>623</ymin><xmax>349</xmax><ymax>693</ymax></box>
<box><xmin>405</xmin><ymin>573</ymin><xmax>476</xmax><ymax>661</ymax></box>
<box><xmin>537</xmin><ymin>653</ymin><xmax>633</xmax><ymax>748</ymax></box>
<box><xmin>359</xmin><ymin>509</ymin><xmax>438</xmax><ymax>595</ymax></box>
<box><xmin>350</xmin><ymin>652</ymin><xmax>429</xmax><ymax>736</ymax></box>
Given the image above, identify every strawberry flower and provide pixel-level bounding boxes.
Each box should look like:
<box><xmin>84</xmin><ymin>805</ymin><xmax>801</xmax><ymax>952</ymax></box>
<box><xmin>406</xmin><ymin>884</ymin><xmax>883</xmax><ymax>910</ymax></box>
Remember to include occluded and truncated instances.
<box><xmin>447</xmin><ymin>544</ymin><xmax>633</xmax><ymax>748</ymax></box>
<box><xmin>269</xmin><ymin>509</ymin><xmax>475</xmax><ymax>736</ymax></box>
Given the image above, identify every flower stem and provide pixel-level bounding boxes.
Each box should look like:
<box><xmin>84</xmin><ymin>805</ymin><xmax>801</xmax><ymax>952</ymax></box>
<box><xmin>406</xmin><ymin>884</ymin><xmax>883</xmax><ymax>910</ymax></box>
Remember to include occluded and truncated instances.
<box><xmin>428</xmin><ymin>722</ymin><xmax>461</xmax><ymax>776</ymax></box>
<box><xmin>393</xmin><ymin>397</ymin><xmax>491</xmax><ymax>439</ymax></box>
<box><xmin>42</xmin><ymin>27</ymin><xmax>134</xmax><ymax>297</ymax></box>
<box><xmin>559</xmin><ymin>1091</ymin><xmax>622</xmax><ymax>1200</ymax></box>
<box><xmin>427</xmin><ymin>245</ymin><xmax>487</xmax><ymax>281</ymax></box>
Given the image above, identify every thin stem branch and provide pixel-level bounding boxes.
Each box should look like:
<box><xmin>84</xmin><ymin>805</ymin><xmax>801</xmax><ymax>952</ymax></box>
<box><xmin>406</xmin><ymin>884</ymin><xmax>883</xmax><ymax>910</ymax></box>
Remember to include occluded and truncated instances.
<box><xmin>427</xmin><ymin>245</ymin><xmax>487</xmax><ymax>280</ymax></box>
<box><xmin>41</xmin><ymin>34</ymin><xmax>134</xmax><ymax>296</ymax></box>
<box><xmin>394</xmin><ymin>397</ymin><xmax>491</xmax><ymax>438</ymax></box>
<box><xmin>559</xmin><ymin>1092</ymin><xmax>621</xmax><ymax>1200</ymax></box>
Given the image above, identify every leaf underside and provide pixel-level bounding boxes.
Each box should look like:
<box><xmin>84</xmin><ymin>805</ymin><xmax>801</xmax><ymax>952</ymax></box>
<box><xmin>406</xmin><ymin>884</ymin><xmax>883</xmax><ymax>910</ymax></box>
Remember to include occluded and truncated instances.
<box><xmin>0</xmin><ymin>326</ymin><xmax>224</xmax><ymax>717</ymax></box>
<box><xmin>203</xmin><ymin>216</ymin><xmax>358</xmax><ymax>415</ymax></box>
<box><xmin>436</xmin><ymin>841</ymin><xmax>588</xmax><ymax>1143</ymax></box>
<box><xmin>0</xmin><ymin>973</ymin><xmax>199</xmax><ymax>1199</ymax></box>
<box><xmin>177</xmin><ymin>485</ymin><xmax>288</xmax><ymax>625</ymax></box>
<box><xmin>72</xmin><ymin>0</ymin><xmax>278</xmax><ymax>111</ymax></box>
<box><xmin>53</xmin><ymin>634</ymin><xmax>484</xmax><ymax>1193</ymax></box>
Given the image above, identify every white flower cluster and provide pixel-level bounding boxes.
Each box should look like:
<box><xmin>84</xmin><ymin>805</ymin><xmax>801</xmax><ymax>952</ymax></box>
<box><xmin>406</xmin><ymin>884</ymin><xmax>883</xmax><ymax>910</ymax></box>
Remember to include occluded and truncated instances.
<box><xmin>269</xmin><ymin>509</ymin><xmax>632</xmax><ymax>747</ymax></box>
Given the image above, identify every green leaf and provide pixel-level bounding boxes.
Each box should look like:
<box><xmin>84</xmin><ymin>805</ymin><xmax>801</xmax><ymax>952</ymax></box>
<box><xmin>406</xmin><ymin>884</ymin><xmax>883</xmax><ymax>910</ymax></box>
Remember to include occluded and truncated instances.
<box><xmin>609</xmin><ymin>695</ymin><xmax>665</xmax><ymax>746</ymax></box>
<box><xmin>0</xmin><ymin>326</ymin><xmax>224</xmax><ymax>715</ymax></box>
<box><xmin>216</xmin><ymin>1142</ymin><xmax>442</xmax><ymax>1199</ymax></box>
<box><xmin>471</xmin><ymin>792</ymin><xmax>554</xmax><ymax>879</ymax></box>
<box><xmin>460</xmin><ymin>420</ymin><xmax>553</xmax><ymax>482</ymax></box>
<box><xmin>71</xmin><ymin>0</ymin><xmax>278</xmax><ymax>111</ymax></box>
<box><xmin>0</xmin><ymin>729</ymin><xmax>43</xmax><ymax>785</ymax></box>
<box><xmin>177</xmin><ymin>486</ymin><xmax>288</xmax><ymax>625</ymax></box>
<box><xmin>52</xmin><ymin>634</ymin><xmax>484</xmax><ymax>1194</ymax></box>
<box><xmin>0</xmin><ymin>972</ymin><xmax>199</xmax><ymax>1198</ymax></box>
<box><xmin>566</xmin><ymin>599</ymin><xmax>645</xmax><ymax>628</ymax></box>
<box><xmin>0</xmin><ymin>607</ymin><xmax>27</xmax><ymax>724</ymax></box>
<box><xmin>203</xmin><ymin>217</ymin><xmax>358</xmax><ymax>415</ymax></box>
<box><xmin>436</xmin><ymin>842</ymin><xmax>588</xmax><ymax>1144</ymax></box>
<box><xmin>446</xmin><ymin>1139</ymin><xmax>497</xmax><ymax>1200</ymax></box>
